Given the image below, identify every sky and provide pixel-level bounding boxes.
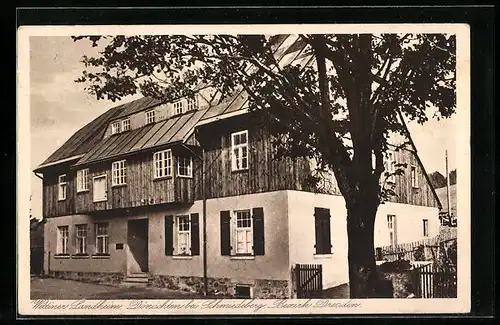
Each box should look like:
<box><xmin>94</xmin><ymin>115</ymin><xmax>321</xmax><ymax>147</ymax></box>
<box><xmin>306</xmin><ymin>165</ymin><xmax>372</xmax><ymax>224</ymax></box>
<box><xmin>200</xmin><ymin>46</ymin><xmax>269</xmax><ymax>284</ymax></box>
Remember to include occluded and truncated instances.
<box><xmin>28</xmin><ymin>36</ymin><xmax>456</xmax><ymax>219</ymax></box>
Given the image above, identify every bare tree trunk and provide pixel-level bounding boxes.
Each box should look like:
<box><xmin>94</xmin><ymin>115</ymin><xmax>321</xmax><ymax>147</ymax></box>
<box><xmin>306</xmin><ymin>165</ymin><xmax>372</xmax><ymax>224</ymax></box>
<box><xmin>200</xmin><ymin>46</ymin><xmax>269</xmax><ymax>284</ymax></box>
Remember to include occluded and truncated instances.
<box><xmin>346</xmin><ymin>193</ymin><xmax>379</xmax><ymax>298</ymax></box>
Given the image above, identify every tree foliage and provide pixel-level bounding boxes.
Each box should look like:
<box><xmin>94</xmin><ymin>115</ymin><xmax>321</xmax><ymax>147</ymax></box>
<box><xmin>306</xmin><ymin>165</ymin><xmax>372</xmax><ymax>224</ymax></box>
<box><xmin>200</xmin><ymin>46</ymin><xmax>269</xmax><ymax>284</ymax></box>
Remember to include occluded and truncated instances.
<box><xmin>73</xmin><ymin>33</ymin><xmax>456</xmax><ymax>297</ymax></box>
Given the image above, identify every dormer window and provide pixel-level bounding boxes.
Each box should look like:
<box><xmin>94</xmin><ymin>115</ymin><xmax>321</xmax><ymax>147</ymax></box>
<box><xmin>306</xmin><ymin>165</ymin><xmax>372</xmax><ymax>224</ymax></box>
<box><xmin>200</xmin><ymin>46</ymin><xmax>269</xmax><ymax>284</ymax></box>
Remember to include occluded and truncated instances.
<box><xmin>122</xmin><ymin>118</ymin><xmax>130</xmax><ymax>132</ymax></box>
<box><xmin>174</xmin><ymin>101</ymin><xmax>184</xmax><ymax>115</ymax></box>
<box><xmin>146</xmin><ymin>110</ymin><xmax>156</xmax><ymax>124</ymax></box>
<box><xmin>111</xmin><ymin>121</ymin><xmax>121</xmax><ymax>135</ymax></box>
<box><xmin>187</xmin><ymin>96</ymin><xmax>198</xmax><ymax>111</ymax></box>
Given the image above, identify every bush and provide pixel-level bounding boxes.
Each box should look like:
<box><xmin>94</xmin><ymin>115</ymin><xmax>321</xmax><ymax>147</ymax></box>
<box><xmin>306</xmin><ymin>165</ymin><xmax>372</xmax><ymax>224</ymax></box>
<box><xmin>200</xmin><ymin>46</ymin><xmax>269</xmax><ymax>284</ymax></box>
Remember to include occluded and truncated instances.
<box><xmin>413</xmin><ymin>245</ymin><xmax>425</xmax><ymax>261</ymax></box>
<box><xmin>377</xmin><ymin>260</ymin><xmax>412</xmax><ymax>272</ymax></box>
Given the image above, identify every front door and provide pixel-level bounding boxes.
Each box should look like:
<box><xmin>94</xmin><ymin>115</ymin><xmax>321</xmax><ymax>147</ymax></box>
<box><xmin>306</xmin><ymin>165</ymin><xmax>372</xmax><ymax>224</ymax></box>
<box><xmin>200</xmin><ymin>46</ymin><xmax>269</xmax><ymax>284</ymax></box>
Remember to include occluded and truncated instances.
<box><xmin>127</xmin><ymin>219</ymin><xmax>149</xmax><ymax>273</ymax></box>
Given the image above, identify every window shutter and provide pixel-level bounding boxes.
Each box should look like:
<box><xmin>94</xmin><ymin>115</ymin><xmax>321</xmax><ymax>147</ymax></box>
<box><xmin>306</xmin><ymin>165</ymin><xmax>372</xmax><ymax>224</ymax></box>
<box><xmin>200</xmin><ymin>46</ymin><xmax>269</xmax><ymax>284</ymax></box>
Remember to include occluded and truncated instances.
<box><xmin>190</xmin><ymin>213</ymin><xmax>200</xmax><ymax>256</ymax></box>
<box><xmin>252</xmin><ymin>207</ymin><xmax>265</xmax><ymax>256</ymax></box>
<box><xmin>220</xmin><ymin>211</ymin><xmax>231</xmax><ymax>256</ymax></box>
<box><xmin>323</xmin><ymin>209</ymin><xmax>332</xmax><ymax>254</ymax></box>
<box><xmin>164</xmin><ymin>215</ymin><xmax>174</xmax><ymax>256</ymax></box>
<box><xmin>314</xmin><ymin>208</ymin><xmax>324</xmax><ymax>254</ymax></box>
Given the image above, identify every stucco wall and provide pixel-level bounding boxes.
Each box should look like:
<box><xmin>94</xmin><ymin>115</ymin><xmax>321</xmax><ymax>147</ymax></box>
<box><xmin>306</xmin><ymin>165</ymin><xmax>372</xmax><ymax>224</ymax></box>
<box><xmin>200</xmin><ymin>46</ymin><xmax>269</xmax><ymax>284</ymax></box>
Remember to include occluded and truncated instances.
<box><xmin>286</xmin><ymin>190</ymin><xmax>440</xmax><ymax>289</ymax></box>
<box><xmin>287</xmin><ymin>191</ymin><xmax>349</xmax><ymax>290</ymax></box>
<box><xmin>374</xmin><ymin>202</ymin><xmax>440</xmax><ymax>247</ymax></box>
<box><xmin>44</xmin><ymin>191</ymin><xmax>290</xmax><ymax>283</ymax></box>
<box><xmin>43</xmin><ymin>214</ymin><xmax>128</xmax><ymax>274</ymax></box>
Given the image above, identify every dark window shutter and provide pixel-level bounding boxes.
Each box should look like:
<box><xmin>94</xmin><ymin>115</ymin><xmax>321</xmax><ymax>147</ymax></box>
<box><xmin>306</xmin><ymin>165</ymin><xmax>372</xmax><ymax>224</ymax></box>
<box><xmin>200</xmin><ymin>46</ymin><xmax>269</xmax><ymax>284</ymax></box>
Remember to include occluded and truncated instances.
<box><xmin>314</xmin><ymin>207</ymin><xmax>331</xmax><ymax>254</ymax></box>
<box><xmin>220</xmin><ymin>211</ymin><xmax>231</xmax><ymax>256</ymax></box>
<box><xmin>323</xmin><ymin>209</ymin><xmax>332</xmax><ymax>254</ymax></box>
<box><xmin>190</xmin><ymin>213</ymin><xmax>200</xmax><ymax>256</ymax></box>
<box><xmin>252</xmin><ymin>207</ymin><xmax>265</xmax><ymax>256</ymax></box>
<box><xmin>164</xmin><ymin>215</ymin><xmax>174</xmax><ymax>256</ymax></box>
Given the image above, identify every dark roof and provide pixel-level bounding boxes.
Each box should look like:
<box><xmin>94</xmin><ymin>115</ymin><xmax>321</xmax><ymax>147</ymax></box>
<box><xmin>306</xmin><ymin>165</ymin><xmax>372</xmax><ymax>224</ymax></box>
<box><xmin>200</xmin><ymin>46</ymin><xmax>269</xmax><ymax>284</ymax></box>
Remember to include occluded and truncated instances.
<box><xmin>35</xmin><ymin>35</ymin><xmax>311</xmax><ymax>171</ymax></box>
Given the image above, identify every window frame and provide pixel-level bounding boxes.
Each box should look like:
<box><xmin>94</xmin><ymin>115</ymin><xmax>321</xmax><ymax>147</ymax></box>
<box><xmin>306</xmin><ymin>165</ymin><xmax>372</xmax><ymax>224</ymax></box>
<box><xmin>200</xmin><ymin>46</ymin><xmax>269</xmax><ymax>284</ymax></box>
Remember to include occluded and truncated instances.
<box><xmin>56</xmin><ymin>225</ymin><xmax>69</xmax><ymax>255</ymax></box>
<box><xmin>110</xmin><ymin>121</ymin><xmax>121</xmax><ymax>135</ymax></box>
<box><xmin>175</xmin><ymin>215</ymin><xmax>191</xmax><ymax>256</ymax></box>
<box><xmin>92</xmin><ymin>174</ymin><xmax>107</xmax><ymax>202</ymax></box>
<box><xmin>111</xmin><ymin>160</ymin><xmax>127</xmax><ymax>186</ymax></box>
<box><xmin>76</xmin><ymin>168</ymin><xmax>89</xmax><ymax>193</ymax></box>
<box><xmin>58</xmin><ymin>174</ymin><xmax>67</xmax><ymax>201</ymax></box>
<box><xmin>231</xmin><ymin>130</ymin><xmax>249</xmax><ymax>172</ymax></box>
<box><xmin>76</xmin><ymin>224</ymin><xmax>88</xmax><ymax>254</ymax></box>
<box><xmin>173</xmin><ymin>100</ymin><xmax>184</xmax><ymax>115</ymax></box>
<box><xmin>145</xmin><ymin>110</ymin><xmax>156</xmax><ymax>124</ymax></box>
<box><xmin>153</xmin><ymin>149</ymin><xmax>173</xmax><ymax>179</ymax></box>
<box><xmin>177</xmin><ymin>156</ymin><xmax>193</xmax><ymax>178</ymax></box>
<box><xmin>233</xmin><ymin>209</ymin><xmax>253</xmax><ymax>256</ymax></box>
<box><xmin>423</xmin><ymin>219</ymin><xmax>429</xmax><ymax>237</ymax></box>
<box><xmin>95</xmin><ymin>222</ymin><xmax>109</xmax><ymax>255</ymax></box>
<box><xmin>387</xmin><ymin>214</ymin><xmax>396</xmax><ymax>246</ymax></box>
<box><xmin>411</xmin><ymin>165</ymin><xmax>418</xmax><ymax>188</ymax></box>
<box><xmin>121</xmin><ymin>118</ymin><xmax>131</xmax><ymax>132</ymax></box>
<box><xmin>187</xmin><ymin>96</ymin><xmax>198</xmax><ymax>111</ymax></box>
<box><xmin>386</xmin><ymin>150</ymin><xmax>396</xmax><ymax>183</ymax></box>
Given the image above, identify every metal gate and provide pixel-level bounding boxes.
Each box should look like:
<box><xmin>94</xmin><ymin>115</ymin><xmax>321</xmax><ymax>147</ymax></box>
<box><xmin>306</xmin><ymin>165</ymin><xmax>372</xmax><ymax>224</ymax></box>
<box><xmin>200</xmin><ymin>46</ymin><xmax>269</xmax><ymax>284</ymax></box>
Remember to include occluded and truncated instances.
<box><xmin>294</xmin><ymin>264</ymin><xmax>323</xmax><ymax>298</ymax></box>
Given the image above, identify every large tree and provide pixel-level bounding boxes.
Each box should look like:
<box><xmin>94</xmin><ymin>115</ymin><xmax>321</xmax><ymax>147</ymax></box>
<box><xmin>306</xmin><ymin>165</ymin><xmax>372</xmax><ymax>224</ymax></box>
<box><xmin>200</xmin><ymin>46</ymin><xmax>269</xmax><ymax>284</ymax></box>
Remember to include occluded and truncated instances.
<box><xmin>74</xmin><ymin>33</ymin><xmax>456</xmax><ymax>298</ymax></box>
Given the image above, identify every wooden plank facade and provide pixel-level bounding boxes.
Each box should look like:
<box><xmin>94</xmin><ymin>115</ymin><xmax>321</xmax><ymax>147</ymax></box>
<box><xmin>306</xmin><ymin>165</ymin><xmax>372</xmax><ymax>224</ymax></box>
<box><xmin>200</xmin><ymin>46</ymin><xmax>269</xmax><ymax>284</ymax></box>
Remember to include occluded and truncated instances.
<box><xmin>41</xmin><ymin>113</ymin><xmax>438</xmax><ymax>218</ymax></box>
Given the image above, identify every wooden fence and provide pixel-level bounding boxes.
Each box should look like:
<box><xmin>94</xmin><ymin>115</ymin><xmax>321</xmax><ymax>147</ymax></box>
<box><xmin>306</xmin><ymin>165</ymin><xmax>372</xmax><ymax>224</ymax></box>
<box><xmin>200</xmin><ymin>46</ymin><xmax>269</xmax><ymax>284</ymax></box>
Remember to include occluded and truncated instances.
<box><xmin>412</xmin><ymin>263</ymin><xmax>457</xmax><ymax>298</ymax></box>
<box><xmin>376</xmin><ymin>236</ymin><xmax>441</xmax><ymax>262</ymax></box>
<box><xmin>294</xmin><ymin>264</ymin><xmax>323</xmax><ymax>298</ymax></box>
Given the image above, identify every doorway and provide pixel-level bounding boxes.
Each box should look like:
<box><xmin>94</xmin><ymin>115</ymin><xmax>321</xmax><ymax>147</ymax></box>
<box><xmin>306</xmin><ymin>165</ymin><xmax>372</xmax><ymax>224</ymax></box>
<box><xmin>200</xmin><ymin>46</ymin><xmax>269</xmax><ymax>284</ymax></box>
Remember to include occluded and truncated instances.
<box><xmin>127</xmin><ymin>218</ymin><xmax>149</xmax><ymax>273</ymax></box>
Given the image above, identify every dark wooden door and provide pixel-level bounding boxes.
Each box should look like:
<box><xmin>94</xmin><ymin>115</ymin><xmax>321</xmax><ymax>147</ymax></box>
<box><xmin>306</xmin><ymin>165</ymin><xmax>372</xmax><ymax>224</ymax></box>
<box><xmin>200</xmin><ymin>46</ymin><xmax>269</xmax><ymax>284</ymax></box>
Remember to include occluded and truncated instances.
<box><xmin>127</xmin><ymin>219</ymin><xmax>149</xmax><ymax>272</ymax></box>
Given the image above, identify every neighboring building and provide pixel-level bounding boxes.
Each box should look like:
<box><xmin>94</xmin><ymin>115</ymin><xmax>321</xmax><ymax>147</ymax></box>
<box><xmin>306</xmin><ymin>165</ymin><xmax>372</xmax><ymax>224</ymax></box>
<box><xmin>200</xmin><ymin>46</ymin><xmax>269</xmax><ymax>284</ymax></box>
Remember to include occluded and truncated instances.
<box><xmin>33</xmin><ymin>35</ymin><xmax>441</xmax><ymax>298</ymax></box>
<box><xmin>436</xmin><ymin>184</ymin><xmax>457</xmax><ymax>225</ymax></box>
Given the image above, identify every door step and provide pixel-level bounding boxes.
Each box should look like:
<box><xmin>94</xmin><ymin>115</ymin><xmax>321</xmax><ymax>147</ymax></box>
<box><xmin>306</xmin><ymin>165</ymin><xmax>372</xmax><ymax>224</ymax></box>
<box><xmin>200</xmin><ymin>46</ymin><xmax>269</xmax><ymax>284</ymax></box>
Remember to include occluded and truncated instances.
<box><xmin>121</xmin><ymin>273</ymin><xmax>150</xmax><ymax>287</ymax></box>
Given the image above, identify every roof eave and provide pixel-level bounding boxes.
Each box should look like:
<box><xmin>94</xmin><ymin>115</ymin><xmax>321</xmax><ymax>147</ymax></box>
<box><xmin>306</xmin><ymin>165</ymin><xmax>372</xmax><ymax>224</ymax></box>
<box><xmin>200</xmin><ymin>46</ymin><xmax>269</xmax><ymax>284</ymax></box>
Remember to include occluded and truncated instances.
<box><xmin>33</xmin><ymin>154</ymin><xmax>85</xmax><ymax>173</ymax></box>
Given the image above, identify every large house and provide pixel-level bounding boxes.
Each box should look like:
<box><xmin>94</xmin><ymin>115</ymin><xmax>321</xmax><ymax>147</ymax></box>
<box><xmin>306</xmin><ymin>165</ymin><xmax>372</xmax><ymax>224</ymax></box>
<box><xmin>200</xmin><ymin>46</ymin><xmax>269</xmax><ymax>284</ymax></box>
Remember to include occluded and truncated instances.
<box><xmin>33</xmin><ymin>35</ymin><xmax>442</xmax><ymax>298</ymax></box>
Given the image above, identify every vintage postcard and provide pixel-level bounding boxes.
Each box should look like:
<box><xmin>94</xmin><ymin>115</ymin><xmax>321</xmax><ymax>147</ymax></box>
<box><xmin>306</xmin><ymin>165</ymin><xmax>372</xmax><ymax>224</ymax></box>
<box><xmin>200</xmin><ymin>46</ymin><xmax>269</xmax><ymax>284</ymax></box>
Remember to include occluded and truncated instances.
<box><xmin>17</xmin><ymin>23</ymin><xmax>470</xmax><ymax>316</ymax></box>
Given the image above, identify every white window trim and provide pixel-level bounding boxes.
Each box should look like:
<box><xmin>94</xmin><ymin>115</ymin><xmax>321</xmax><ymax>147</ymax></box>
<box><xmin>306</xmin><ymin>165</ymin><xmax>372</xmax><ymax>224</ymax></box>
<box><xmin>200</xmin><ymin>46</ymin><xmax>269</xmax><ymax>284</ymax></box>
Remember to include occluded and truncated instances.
<box><xmin>173</xmin><ymin>100</ymin><xmax>184</xmax><ymax>115</ymax></box>
<box><xmin>174</xmin><ymin>215</ymin><xmax>191</xmax><ymax>256</ymax></box>
<box><xmin>92</xmin><ymin>175</ymin><xmax>107</xmax><ymax>202</ymax></box>
<box><xmin>232</xmin><ymin>209</ymin><xmax>253</xmax><ymax>256</ymax></box>
<box><xmin>111</xmin><ymin>121</ymin><xmax>121</xmax><ymax>135</ymax></box>
<box><xmin>231</xmin><ymin>130</ymin><xmax>249</xmax><ymax>172</ymax></box>
<box><xmin>56</xmin><ymin>225</ymin><xmax>69</xmax><ymax>255</ymax></box>
<box><xmin>177</xmin><ymin>156</ymin><xmax>193</xmax><ymax>178</ymax></box>
<box><xmin>121</xmin><ymin>118</ymin><xmax>131</xmax><ymax>132</ymax></box>
<box><xmin>187</xmin><ymin>96</ymin><xmax>198</xmax><ymax>111</ymax></box>
<box><xmin>423</xmin><ymin>219</ymin><xmax>429</xmax><ymax>237</ymax></box>
<box><xmin>76</xmin><ymin>168</ymin><xmax>90</xmax><ymax>193</ymax></box>
<box><xmin>153</xmin><ymin>149</ymin><xmax>173</xmax><ymax>179</ymax></box>
<box><xmin>58</xmin><ymin>174</ymin><xmax>67</xmax><ymax>201</ymax></box>
<box><xmin>95</xmin><ymin>222</ymin><xmax>109</xmax><ymax>255</ymax></box>
<box><xmin>145</xmin><ymin>110</ymin><xmax>156</xmax><ymax>124</ymax></box>
<box><xmin>76</xmin><ymin>224</ymin><xmax>87</xmax><ymax>254</ymax></box>
<box><xmin>411</xmin><ymin>165</ymin><xmax>419</xmax><ymax>188</ymax></box>
<box><xmin>111</xmin><ymin>160</ymin><xmax>127</xmax><ymax>186</ymax></box>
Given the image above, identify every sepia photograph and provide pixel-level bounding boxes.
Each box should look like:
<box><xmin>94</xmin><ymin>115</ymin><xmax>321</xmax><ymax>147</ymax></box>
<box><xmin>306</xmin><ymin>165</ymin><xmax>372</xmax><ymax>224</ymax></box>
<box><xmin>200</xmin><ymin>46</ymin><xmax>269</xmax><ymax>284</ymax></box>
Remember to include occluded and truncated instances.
<box><xmin>18</xmin><ymin>23</ymin><xmax>470</xmax><ymax>315</ymax></box>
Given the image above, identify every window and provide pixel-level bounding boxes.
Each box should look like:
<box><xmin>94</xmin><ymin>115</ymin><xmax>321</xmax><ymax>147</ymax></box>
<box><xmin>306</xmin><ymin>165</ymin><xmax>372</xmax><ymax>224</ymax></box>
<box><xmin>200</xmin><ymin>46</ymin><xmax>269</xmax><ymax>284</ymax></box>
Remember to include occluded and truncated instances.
<box><xmin>95</xmin><ymin>223</ymin><xmax>109</xmax><ymax>254</ymax></box>
<box><xmin>164</xmin><ymin>214</ymin><xmax>200</xmax><ymax>257</ymax></box>
<box><xmin>177</xmin><ymin>156</ymin><xmax>193</xmax><ymax>178</ymax></box>
<box><xmin>423</xmin><ymin>219</ymin><xmax>429</xmax><ymax>237</ymax></box>
<box><xmin>112</xmin><ymin>160</ymin><xmax>127</xmax><ymax>186</ymax></box>
<box><xmin>76</xmin><ymin>224</ymin><xmax>87</xmax><ymax>254</ymax></box>
<box><xmin>314</xmin><ymin>207</ymin><xmax>332</xmax><ymax>255</ymax></box>
<box><xmin>176</xmin><ymin>215</ymin><xmax>191</xmax><ymax>255</ymax></box>
<box><xmin>220</xmin><ymin>208</ymin><xmax>265</xmax><ymax>257</ymax></box>
<box><xmin>146</xmin><ymin>110</ymin><xmax>156</xmax><ymax>124</ymax></box>
<box><xmin>111</xmin><ymin>121</ymin><xmax>121</xmax><ymax>135</ymax></box>
<box><xmin>235</xmin><ymin>210</ymin><xmax>253</xmax><ymax>255</ymax></box>
<box><xmin>93</xmin><ymin>175</ymin><xmax>107</xmax><ymax>202</ymax></box>
<box><xmin>235</xmin><ymin>285</ymin><xmax>253</xmax><ymax>299</ymax></box>
<box><xmin>58</xmin><ymin>174</ymin><xmax>67</xmax><ymax>201</ymax></box>
<box><xmin>385</xmin><ymin>150</ymin><xmax>396</xmax><ymax>183</ymax></box>
<box><xmin>76</xmin><ymin>169</ymin><xmax>89</xmax><ymax>192</ymax></box>
<box><xmin>411</xmin><ymin>166</ymin><xmax>418</xmax><ymax>188</ymax></box>
<box><xmin>121</xmin><ymin>118</ymin><xmax>130</xmax><ymax>132</ymax></box>
<box><xmin>187</xmin><ymin>96</ymin><xmax>198</xmax><ymax>111</ymax></box>
<box><xmin>387</xmin><ymin>214</ymin><xmax>397</xmax><ymax>246</ymax></box>
<box><xmin>173</xmin><ymin>100</ymin><xmax>184</xmax><ymax>115</ymax></box>
<box><xmin>231</xmin><ymin>130</ymin><xmax>249</xmax><ymax>171</ymax></box>
<box><xmin>56</xmin><ymin>226</ymin><xmax>69</xmax><ymax>255</ymax></box>
<box><xmin>154</xmin><ymin>149</ymin><xmax>172</xmax><ymax>178</ymax></box>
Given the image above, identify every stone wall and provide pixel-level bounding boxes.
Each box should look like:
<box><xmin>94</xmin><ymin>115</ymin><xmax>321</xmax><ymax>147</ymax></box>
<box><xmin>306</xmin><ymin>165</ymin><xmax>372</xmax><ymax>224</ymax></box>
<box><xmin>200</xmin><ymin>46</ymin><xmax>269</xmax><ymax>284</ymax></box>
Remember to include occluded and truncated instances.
<box><xmin>151</xmin><ymin>275</ymin><xmax>290</xmax><ymax>299</ymax></box>
<box><xmin>48</xmin><ymin>270</ymin><xmax>124</xmax><ymax>285</ymax></box>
